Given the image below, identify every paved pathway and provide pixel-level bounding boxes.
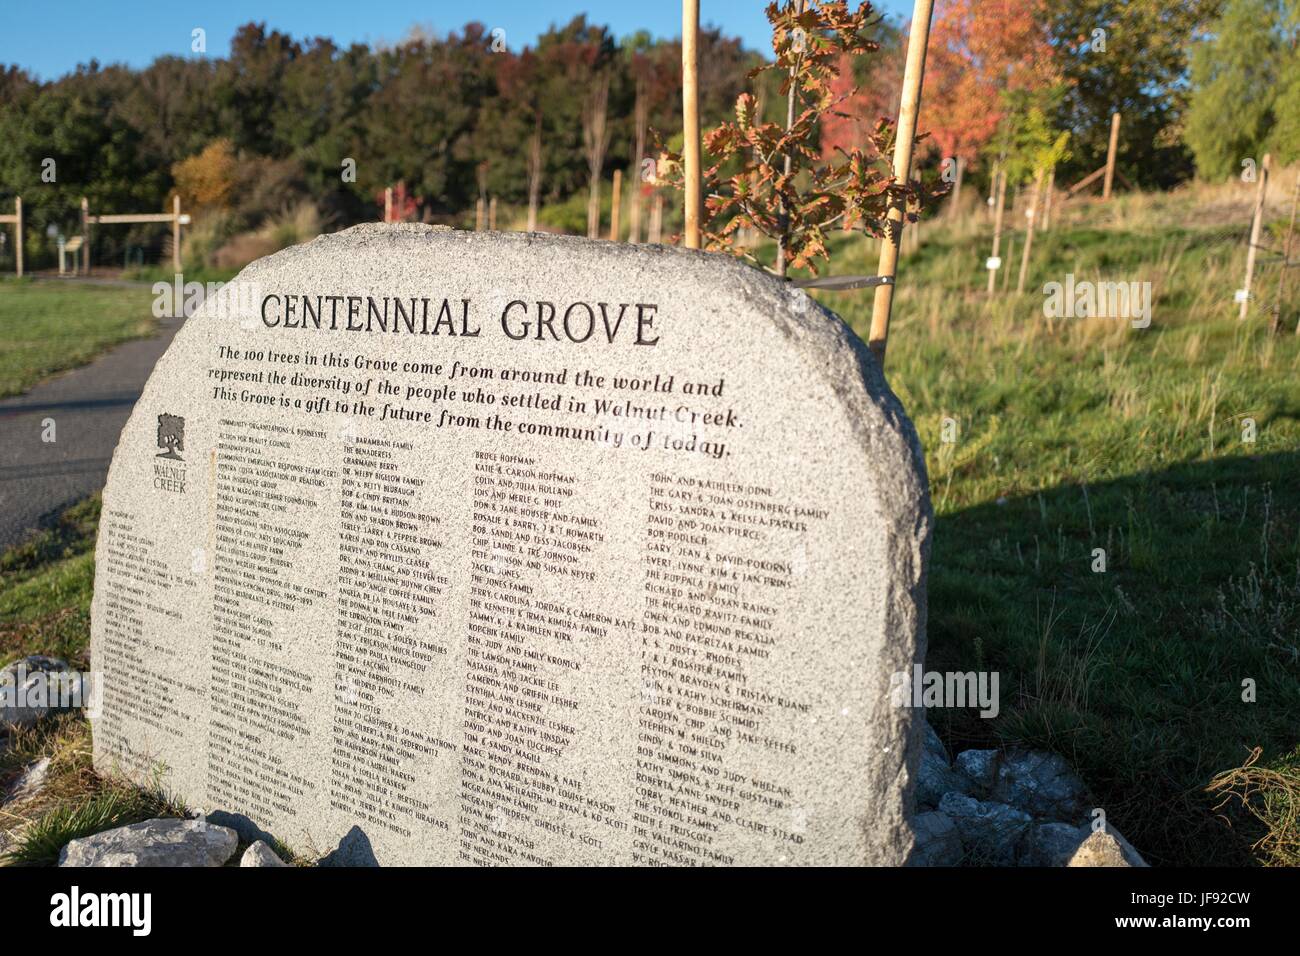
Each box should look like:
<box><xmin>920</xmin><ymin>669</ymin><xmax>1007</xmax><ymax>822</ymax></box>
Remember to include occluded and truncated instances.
<box><xmin>0</xmin><ymin>317</ymin><xmax>183</xmax><ymax>551</ymax></box>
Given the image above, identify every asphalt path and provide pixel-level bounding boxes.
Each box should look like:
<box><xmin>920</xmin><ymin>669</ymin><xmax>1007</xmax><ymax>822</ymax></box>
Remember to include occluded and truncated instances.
<box><xmin>0</xmin><ymin>315</ymin><xmax>183</xmax><ymax>551</ymax></box>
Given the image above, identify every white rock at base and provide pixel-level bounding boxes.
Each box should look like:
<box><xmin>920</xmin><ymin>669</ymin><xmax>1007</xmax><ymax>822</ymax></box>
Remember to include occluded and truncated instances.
<box><xmin>1067</xmin><ymin>827</ymin><xmax>1148</xmax><ymax>867</ymax></box>
<box><xmin>3</xmin><ymin>756</ymin><xmax>51</xmax><ymax>805</ymax></box>
<box><xmin>58</xmin><ymin>818</ymin><xmax>238</xmax><ymax>867</ymax></box>
<box><xmin>240</xmin><ymin>840</ymin><xmax>288</xmax><ymax>867</ymax></box>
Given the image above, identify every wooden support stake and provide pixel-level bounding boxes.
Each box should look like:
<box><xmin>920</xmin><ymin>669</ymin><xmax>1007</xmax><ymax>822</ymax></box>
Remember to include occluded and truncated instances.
<box><xmin>475</xmin><ymin>198</ymin><xmax>485</xmax><ymax>232</ymax></box>
<box><xmin>610</xmin><ymin>169</ymin><xmax>622</xmax><ymax>241</ymax></box>
<box><xmin>1042</xmin><ymin>167</ymin><xmax>1054</xmax><ymax>231</ymax></box>
<box><xmin>868</xmin><ymin>0</ymin><xmax>935</xmax><ymax>367</ymax></box>
<box><xmin>489</xmin><ymin>196</ymin><xmax>498</xmax><ymax>231</ymax></box>
<box><xmin>1017</xmin><ymin>168</ymin><xmax>1044</xmax><ymax>294</ymax></box>
<box><xmin>384</xmin><ymin>187</ymin><xmax>393</xmax><ymax>223</ymax></box>
<box><xmin>987</xmin><ymin>166</ymin><xmax>1007</xmax><ymax>295</ymax></box>
<box><xmin>172</xmin><ymin>195</ymin><xmax>182</xmax><ymax>272</ymax></box>
<box><xmin>681</xmin><ymin>0</ymin><xmax>702</xmax><ymax>249</ymax></box>
<box><xmin>13</xmin><ymin>196</ymin><xmax>22</xmax><ymax>278</ymax></box>
<box><xmin>1281</xmin><ymin>171</ymin><xmax>1299</xmax><ymax>335</ymax></box>
<box><xmin>1103</xmin><ymin>111</ymin><xmax>1121</xmax><ymax>200</ymax></box>
<box><xmin>649</xmin><ymin>193</ymin><xmax>664</xmax><ymax>244</ymax></box>
<box><xmin>1241</xmin><ymin>153</ymin><xmax>1270</xmax><ymax>321</ymax></box>
<box><xmin>81</xmin><ymin>197</ymin><xmax>89</xmax><ymax>275</ymax></box>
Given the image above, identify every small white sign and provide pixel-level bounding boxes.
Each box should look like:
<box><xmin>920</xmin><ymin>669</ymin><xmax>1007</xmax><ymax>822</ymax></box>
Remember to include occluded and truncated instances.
<box><xmin>986</xmin><ymin>257</ymin><xmax>1001</xmax><ymax>270</ymax></box>
<box><xmin>178</xmin><ymin>214</ymin><xmax>193</xmax><ymax>225</ymax></box>
<box><xmin>1234</xmin><ymin>289</ymin><xmax>1249</xmax><ymax>303</ymax></box>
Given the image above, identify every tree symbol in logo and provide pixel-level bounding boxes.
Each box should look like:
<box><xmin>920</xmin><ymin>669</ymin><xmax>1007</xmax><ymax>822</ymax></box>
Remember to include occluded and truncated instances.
<box><xmin>157</xmin><ymin>413</ymin><xmax>185</xmax><ymax>460</ymax></box>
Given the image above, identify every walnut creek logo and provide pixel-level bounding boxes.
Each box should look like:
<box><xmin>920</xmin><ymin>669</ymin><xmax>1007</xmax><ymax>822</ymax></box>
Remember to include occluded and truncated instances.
<box><xmin>153</xmin><ymin>413</ymin><xmax>187</xmax><ymax>493</ymax></box>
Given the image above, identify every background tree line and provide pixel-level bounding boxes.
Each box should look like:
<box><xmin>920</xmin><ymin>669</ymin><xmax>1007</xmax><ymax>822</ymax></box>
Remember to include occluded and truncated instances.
<box><xmin>0</xmin><ymin>2</ymin><xmax>1294</xmax><ymax>270</ymax></box>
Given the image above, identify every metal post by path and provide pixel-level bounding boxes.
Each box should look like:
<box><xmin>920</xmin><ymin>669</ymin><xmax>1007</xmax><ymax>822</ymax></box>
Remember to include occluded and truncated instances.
<box><xmin>986</xmin><ymin>166</ymin><xmax>1007</xmax><ymax>295</ymax></box>
<box><xmin>172</xmin><ymin>195</ymin><xmax>181</xmax><ymax>272</ymax></box>
<box><xmin>868</xmin><ymin>0</ymin><xmax>935</xmax><ymax>368</ymax></box>
<box><xmin>81</xmin><ymin>197</ymin><xmax>89</xmax><ymax>275</ymax></box>
<box><xmin>1103</xmin><ymin>112</ymin><xmax>1121</xmax><ymax>200</ymax></box>
<box><xmin>681</xmin><ymin>0</ymin><xmax>701</xmax><ymax>249</ymax></box>
<box><xmin>610</xmin><ymin>169</ymin><xmax>622</xmax><ymax>241</ymax></box>
<box><xmin>13</xmin><ymin>196</ymin><xmax>21</xmax><ymax>278</ymax></box>
<box><xmin>1241</xmin><ymin>153</ymin><xmax>1270</xmax><ymax>321</ymax></box>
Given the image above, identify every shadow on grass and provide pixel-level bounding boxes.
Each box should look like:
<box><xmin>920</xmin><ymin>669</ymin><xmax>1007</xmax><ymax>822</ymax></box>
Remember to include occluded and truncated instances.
<box><xmin>925</xmin><ymin>450</ymin><xmax>1300</xmax><ymax>866</ymax></box>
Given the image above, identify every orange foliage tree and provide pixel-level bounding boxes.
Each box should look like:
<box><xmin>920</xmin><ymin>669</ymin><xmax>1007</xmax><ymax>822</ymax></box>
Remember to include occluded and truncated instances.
<box><xmin>923</xmin><ymin>0</ymin><xmax>1058</xmax><ymax>171</ymax></box>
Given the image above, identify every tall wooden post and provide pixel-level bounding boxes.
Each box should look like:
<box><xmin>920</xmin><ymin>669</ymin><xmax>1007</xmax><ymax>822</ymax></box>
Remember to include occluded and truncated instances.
<box><xmin>1280</xmin><ymin>171</ymin><xmax>1299</xmax><ymax>334</ymax></box>
<box><xmin>868</xmin><ymin>0</ymin><xmax>935</xmax><ymax>367</ymax></box>
<box><xmin>384</xmin><ymin>187</ymin><xmax>393</xmax><ymax>223</ymax></box>
<box><xmin>13</xmin><ymin>196</ymin><xmax>21</xmax><ymax>278</ymax></box>
<box><xmin>1016</xmin><ymin>168</ymin><xmax>1044</xmax><ymax>294</ymax></box>
<box><xmin>172</xmin><ymin>195</ymin><xmax>182</xmax><ymax>272</ymax></box>
<box><xmin>610</xmin><ymin>169</ymin><xmax>622</xmax><ymax>241</ymax></box>
<box><xmin>80</xmin><ymin>197</ymin><xmax>89</xmax><ymax>275</ymax></box>
<box><xmin>1241</xmin><ymin>153</ymin><xmax>1270</xmax><ymax>320</ymax></box>
<box><xmin>475</xmin><ymin>198</ymin><xmax>485</xmax><ymax>232</ymax></box>
<box><xmin>682</xmin><ymin>0</ymin><xmax>702</xmax><ymax>249</ymax></box>
<box><xmin>1103</xmin><ymin>111</ymin><xmax>1121</xmax><ymax>200</ymax></box>
<box><xmin>986</xmin><ymin>166</ymin><xmax>1007</xmax><ymax>295</ymax></box>
<box><xmin>489</xmin><ymin>196</ymin><xmax>498</xmax><ymax>231</ymax></box>
<box><xmin>1042</xmin><ymin>167</ymin><xmax>1055</xmax><ymax>231</ymax></box>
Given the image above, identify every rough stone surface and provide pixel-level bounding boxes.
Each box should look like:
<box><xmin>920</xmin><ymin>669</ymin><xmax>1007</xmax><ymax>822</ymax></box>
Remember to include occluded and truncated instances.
<box><xmin>89</xmin><ymin>225</ymin><xmax>931</xmax><ymax>866</ymax></box>
<box><xmin>1067</xmin><ymin>827</ymin><xmax>1148</xmax><ymax>868</ymax></box>
<box><xmin>990</xmin><ymin>751</ymin><xmax>1089</xmax><ymax>821</ymax></box>
<box><xmin>1019</xmin><ymin>821</ymin><xmax>1089</xmax><ymax>867</ymax></box>
<box><xmin>0</xmin><ymin>656</ymin><xmax>79</xmax><ymax>730</ymax></box>
<box><xmin>915</xmin><ymin>748</ymin><xmax>967</xmax><ymax>811</ymax></box>
<box><xmin>3</xmin><ymin>756</ymin><xmax>51</xmax><ymax>805</ymax></box>
<box><xmin>938</xmin><ymin>792</ymin><xmax>1032</xmax><ymax>866</ymax></box>
<box><xmin>240</xmin><ymin>840</ymin><xmax>288</xmax><ymax>867</ymax></box>
<box><xmin>58</xmin><ymin>818</ymin><xmax>238</xmax><ymax>867</ymax></box>
<box><xmin>954</xmin><ymin>749</ymin><xmax>999</xmax><ymax>792</ymax></box>
<box><xmin>906</xmin><ymin>811</ymin><xmax>963</xmax><ymax>867</ymax></box>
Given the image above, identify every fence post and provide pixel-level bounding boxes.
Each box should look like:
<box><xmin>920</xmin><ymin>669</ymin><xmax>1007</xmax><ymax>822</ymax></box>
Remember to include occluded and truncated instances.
<box><xmin>81</xmin><ymin>197</ymin><xmax>90</xmax><ymax>275</ymax></box>
<box><xmin>14</xmin><ymin>196</ymin><xmax>21</xmax><ymax>278</ymax></box>
<box><xmin>172</xmin><ymin>195</ymin><xmax>181</xmax><ymax>272</ymax></box>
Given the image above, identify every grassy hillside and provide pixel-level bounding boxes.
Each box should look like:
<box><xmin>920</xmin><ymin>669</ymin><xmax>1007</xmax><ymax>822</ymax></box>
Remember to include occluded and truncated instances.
<box><xmin>804</xmin><ymin>182</ymin><xmax>1300</xmax><ymax>866</ymax></box>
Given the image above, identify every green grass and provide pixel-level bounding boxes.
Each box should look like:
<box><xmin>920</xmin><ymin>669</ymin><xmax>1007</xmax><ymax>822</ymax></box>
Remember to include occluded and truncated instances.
<box><xmin>0</xmin><ymin>278</ymin><xmax>157</xmax><ymax>397</ymax></box>
<box><xmin>793</xmin><ymin>207</ymin><xmax>1300</xmax><ymax>865</ymax></box>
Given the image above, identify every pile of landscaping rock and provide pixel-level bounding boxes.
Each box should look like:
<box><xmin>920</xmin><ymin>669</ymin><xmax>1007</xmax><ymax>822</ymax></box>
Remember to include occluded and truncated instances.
<box><xmin>909</xmin><ymin>720</ymin><xmax>1146</xmax><ymax>866</ymax></box>
<box><xmin>58</xmin><ymin>818</ymin><xmax>287</xmax><ymax>867</ymax></box>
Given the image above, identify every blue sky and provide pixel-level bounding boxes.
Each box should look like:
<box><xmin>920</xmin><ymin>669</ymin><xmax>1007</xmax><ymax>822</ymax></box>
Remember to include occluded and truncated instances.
<box><xmin>0</xmin><ymin>0</ymin><xmax>913</xmax><ymax>81</ymax></box>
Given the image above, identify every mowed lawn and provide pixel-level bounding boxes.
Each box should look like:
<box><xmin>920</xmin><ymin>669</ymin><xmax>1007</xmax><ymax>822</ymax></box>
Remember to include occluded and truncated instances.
<box><xmin>0</xmin><ymin>279</ymin><xmax>157</xmax><ymax>398</ymax></box>
<box><xmin>3</xmin><ymin>199</ymin><xmax>1299</xmax><ymax>865</ymax></box>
